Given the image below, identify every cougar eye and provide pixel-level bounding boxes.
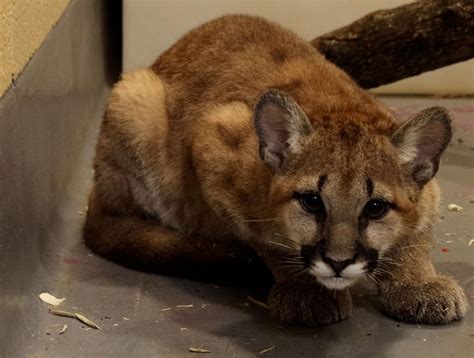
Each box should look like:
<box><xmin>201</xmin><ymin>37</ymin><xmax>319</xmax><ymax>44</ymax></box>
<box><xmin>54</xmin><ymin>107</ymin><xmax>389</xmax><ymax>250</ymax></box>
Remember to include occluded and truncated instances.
<box><xmin>299</xmin><ymin>193</ymin><xmax>324</xmax><ymax>214</ymax></box>
<box><xmin>364</xmin><ymin>199</ymin><xmax>389</xmax><ymax>219</ymax></box>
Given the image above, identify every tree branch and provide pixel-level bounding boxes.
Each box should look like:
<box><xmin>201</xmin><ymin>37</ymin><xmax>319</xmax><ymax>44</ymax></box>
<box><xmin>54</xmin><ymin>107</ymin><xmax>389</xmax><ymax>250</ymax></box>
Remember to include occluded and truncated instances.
<box><xmin>311</xmin><ymin>0</ymin><xmax>474</xmax><ymax>89</ymax></box>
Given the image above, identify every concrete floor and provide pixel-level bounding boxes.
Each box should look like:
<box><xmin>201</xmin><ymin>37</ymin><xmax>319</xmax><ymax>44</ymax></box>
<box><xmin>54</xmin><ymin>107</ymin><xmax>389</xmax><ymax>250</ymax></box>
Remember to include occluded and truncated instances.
<box><xmin>11</xmin><ymin>96</ymin><xmax>473</xmax><ymax>358</ymax></box>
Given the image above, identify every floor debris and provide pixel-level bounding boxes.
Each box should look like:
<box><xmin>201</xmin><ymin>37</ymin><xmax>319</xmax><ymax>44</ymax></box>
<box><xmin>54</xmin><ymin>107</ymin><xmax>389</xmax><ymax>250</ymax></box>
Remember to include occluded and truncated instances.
<box><xmin>189</xmin><ymin>347</ymin><xmax>210</xmax><ymax>353</ymax></box>
<box><xmin>176</xmin><ymin>304</ymin><xmax>194</xmax><ymax>308</ymax></box>
<box><xmin>160</xmin><ymin>307</ymin><xmax>173</xmax><ymax>311</ymax></box>
<box><xmin>258</xmin><ymin>346</ymin><xmax>276</xmax><ymax>354</ymax></box>
<box><xmin>444</xmin><ymin>233</ymin><xmax>456</xmax><ymax>236</ymax></box>
<box><xmin>448</xmin><ymin>204</ymin><xmax>463</xmax><ymax>211</ymax></box>
<box><xmin>48</xmin><ymin>309</ymin><xmax>101</xmax><ymax>330</ymax></box>
<box><xmin>247</xmin><ymin>296</ymin><xmax>270</xmax><ymax>310</ymax></box>
<box><xmin>56</xmin><ymin>325</ymin><xmax>68</xmax><ymax>334</ymax></box>
<box><xmin>75</xmin><ymin>313</ymin><xmax>101</xmax><ymax>330</ymax></box>
<box><xmin>441</xmin><ymin>247</ymin><xmax>449</xmax><ymax>253</ymax></box>
<box><xmin>39</xmin><ymin>293</ymin><xmax>65</xmax><ymax>306</ymax></box>
<box><xmin>468</xmin><ymin>239</ymin><xmax>474</xmax><ymax>247</ymax></box>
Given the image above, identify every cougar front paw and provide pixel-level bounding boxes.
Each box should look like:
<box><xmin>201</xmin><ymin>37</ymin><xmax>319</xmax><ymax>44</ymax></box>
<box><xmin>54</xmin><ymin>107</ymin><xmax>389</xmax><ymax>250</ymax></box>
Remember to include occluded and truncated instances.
<box><xmin>268</xmin><ymin>280</ymin><xmax>352</xmax><ymax>326</ymax></box>
<box><xmin>380</xmin><ymin>276</ymin><xmax>468</xmax><ymax>324</ymax></box>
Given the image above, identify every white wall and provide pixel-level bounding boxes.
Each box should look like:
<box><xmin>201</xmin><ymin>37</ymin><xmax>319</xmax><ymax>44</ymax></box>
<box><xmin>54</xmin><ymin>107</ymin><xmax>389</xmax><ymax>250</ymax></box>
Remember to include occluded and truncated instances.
<box><xmin>123</xmin><ymin>0</ymin><xmax>473</xmax><ymax>94</ymax></box>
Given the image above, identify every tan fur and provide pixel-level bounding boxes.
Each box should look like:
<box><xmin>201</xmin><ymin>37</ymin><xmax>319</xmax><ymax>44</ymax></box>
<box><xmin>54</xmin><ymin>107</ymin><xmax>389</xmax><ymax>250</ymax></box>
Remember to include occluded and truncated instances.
<box><xmin>84</xmin><ymin>15</ymin><xmax>467</xmax><ymax>326</ymax></box>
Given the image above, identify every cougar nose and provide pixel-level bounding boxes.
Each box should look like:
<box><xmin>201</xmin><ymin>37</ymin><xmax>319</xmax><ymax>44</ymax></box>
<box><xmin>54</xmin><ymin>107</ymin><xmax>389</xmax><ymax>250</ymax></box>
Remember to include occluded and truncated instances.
<box><xmin>323</xmin><ymin>256</ymin><xmax>356</xmax><ymax>276</ymax></box>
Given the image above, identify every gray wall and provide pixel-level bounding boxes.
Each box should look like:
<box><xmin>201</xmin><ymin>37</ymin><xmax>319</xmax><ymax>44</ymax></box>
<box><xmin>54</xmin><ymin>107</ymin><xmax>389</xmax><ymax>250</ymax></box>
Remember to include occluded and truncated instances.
<box><xmin>0</xmin><ymin>0</ymin><xmax>121</xmax><ymax>354</ymax></box>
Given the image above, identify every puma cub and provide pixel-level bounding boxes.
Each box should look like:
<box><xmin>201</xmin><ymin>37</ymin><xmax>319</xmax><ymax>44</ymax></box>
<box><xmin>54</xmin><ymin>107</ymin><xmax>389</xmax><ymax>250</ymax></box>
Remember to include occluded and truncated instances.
<box><xmin>84</xmin><ymin>15</ymin><xmax>467</xmax><ymax>325</ymax></box>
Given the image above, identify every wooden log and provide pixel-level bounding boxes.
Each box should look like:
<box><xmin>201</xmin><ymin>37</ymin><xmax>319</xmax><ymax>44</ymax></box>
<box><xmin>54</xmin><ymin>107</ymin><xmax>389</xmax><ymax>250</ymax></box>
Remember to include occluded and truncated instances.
<box><xmin>311</xmin><ymin>0</ymin><xmax>474</xmax><ymax>89</ymax></box>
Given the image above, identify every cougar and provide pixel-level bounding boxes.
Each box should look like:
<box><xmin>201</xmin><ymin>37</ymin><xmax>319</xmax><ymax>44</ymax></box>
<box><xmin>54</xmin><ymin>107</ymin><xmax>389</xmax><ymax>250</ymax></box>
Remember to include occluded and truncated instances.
<box><xmin>84</xmin><ymin>15</ymin><xmax>467</xmax><ymax>326</ymax></box>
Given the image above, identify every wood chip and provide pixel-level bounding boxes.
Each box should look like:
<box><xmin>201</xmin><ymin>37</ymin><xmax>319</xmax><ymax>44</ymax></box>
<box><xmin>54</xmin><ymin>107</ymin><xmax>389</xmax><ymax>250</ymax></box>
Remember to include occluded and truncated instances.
<box><xmin>176</xmin><ymin>304</ymin><xmax>194</xmax><ymax>308</ymax></box>
<box><xmin>444</xmin><ymin>233</ymin><xmax>456</xmax><ymax>236</ymax></box>
<box><xmin>76</xmin><ymin>313</ymin><xmax>101</xmax><ymax>330</ymax></box>
<box><xmin>189</xmin><ymin>347</ymin><xmax>210</xmax><ymax>353</ymax></box>
<box><xmin>49</xmin><ymin>309</ymin><xmax>76</xmax><ymax>318</ymax></box>
<box><xmin>160</xmin><ymin>307</ymin><xmax>173</xmax><ymax>311</ymax></box>
<box><xmin>258</xmin><ymin>346</ymin><xmax>276</xmax><ymax>354</ymax></box>
<box><xmin>180</xmin><ymin>327</ymin><xmax>188</xmax><ymax>331</ymax></box>
<box><xmin>56</xmin><ymin>325</ymin><xmax>68</xmax><ymax>334</ymax></box>
<box><xmin>468</xmin><ymin>239</ymin><xmax>474</xmax><ymax>247</ymax></box>
<box><xmin>39</xmin><ymin>293</ymin><xmax>65</xmax><ymax>306</ymax></box>
<box><xmin>448</xmin><ymin>204</ymin><xmax>463</xmax><ymax>211</ymax></box>
<box><xmin>247</xmin><ymin>296</ymin><xmax>270</xmax><ymax>310</ymax></box>
<box><xmin>49</xmin><ymin>309</ymin><xmax>101</xmax><ymax>330</ymax></box>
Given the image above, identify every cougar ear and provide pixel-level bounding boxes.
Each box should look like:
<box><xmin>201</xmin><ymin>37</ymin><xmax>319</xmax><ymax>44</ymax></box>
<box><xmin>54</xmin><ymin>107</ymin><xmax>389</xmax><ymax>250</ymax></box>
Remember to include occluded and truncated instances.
<box><xmin>392</xmin><ymin>107</ymin><xmax>453</xmax><ymax>186</ymax></box>
<box><xmin>253</xmin><ymin>89</ymin><xmax>312</xmax><ymax>172</ymax></box>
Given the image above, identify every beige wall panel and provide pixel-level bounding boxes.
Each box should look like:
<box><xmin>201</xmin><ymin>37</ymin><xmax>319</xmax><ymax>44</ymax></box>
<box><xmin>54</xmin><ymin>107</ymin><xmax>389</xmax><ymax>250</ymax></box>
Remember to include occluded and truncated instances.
<box><xmin>0</xmin><ymin>0</ymin><xmax>70</xmax><ymax>97</ymax></box>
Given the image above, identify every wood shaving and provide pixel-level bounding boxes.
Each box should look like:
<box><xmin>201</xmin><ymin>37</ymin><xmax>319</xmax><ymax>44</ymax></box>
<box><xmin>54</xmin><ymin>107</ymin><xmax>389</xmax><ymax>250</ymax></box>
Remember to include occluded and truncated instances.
<box><xmin>123</xmin><ymin>317</ymin><xmax>130</xmax><ymax>320</ymax></box>
<box><xmin>160</xmin><ymin>307</ymin><xmax>173</xmax><ymax>311</ymax></box>
<box><xmin>189</xmin><ymin>347</ymin><xmax>210</xmax><ymax>353</ymax></box>
<box><xmin>75</xmin><ymin>313</ymin><xmax>101</xmax><ymax>330</ymax></box>
<box><xmin>469</xmin><ymin>239</ymin><xmax>474</xmax><ymax>247</ymax></box>
<box><xmin>448</xmin><ymin>204</ymin><xmax>463</xmax><ymax>211</ymax></box>
<box><xmin>180</xmin><ymin>327</ymin><xmax>188</xmax><ymax>331</ymax></box>
<box><xmin>49</xmin><ymin>309</ymin><xmax>101</xmax><ymax>330</ymax></box>
<box><xmin>39</xmin><ymin>293</ymin><xmax>65</xmax><ymax>306</ymax></box>
<box><xmin>444</xmin><ymin>233</ymin><xmax>456</xmax><ymax>236</ymax></box>
<box><xmin>176</xmin><ymin>304</ymin><xmax>194</xmax><ymax>308</ymax></box>
<box><xmin>56</xmin><ymin>325</ymin><xmax>68</xmax><ymax>334</ymax></box>
<box><xmin>49</xmin><ymin>309</ymin><xmax>75</xmax><ymax>318</ymax></box>
<box><xmin>258</xmin><ymin>346</ymin><xmax>276</xmax><ymax>354</ymax></box>
<box><xmin>247</xmin><ymin>296</ymin><xmax>270</xmax><ymax>310</ymax></box>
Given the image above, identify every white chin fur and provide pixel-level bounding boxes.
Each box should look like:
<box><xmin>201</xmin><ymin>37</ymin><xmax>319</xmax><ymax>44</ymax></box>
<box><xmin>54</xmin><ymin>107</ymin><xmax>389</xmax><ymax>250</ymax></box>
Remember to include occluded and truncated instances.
<box><xmin>316</xmin><ymin>276</ymin><xmax>357</xmax><ymax>290</ymax></box>
<box><xmin>309</xmin><ymin>261</ymin><xmax>366</xmax><ymax>290</ymax></box>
